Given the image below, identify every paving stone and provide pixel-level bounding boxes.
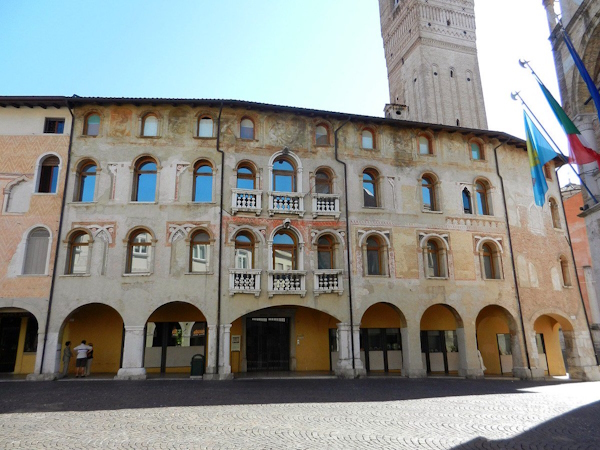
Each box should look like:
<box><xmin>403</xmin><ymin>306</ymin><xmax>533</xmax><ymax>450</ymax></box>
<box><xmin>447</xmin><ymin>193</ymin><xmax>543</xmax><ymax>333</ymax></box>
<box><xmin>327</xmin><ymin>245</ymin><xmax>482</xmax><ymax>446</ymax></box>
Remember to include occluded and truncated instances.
<box><xmin>0</xmin><ymin>379</ymin><xmax>598</xmax><ymax>449</ymax></box>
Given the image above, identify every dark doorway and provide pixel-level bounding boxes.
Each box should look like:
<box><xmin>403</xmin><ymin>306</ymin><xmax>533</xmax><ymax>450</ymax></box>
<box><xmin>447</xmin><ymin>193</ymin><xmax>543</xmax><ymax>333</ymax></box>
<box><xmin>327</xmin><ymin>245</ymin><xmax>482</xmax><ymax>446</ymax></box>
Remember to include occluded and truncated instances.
<box><xmin>146</xmin><ymin>322</ymin><xmax>206</xmax><ymax>374</ymax></box>
<box><xmin>360</xmin><ymin>328</ymin><xmax>402</xmax><ymax>373</ymax></box>
<box><xmin>421</xmin><ymin>330</ymin><xmax>459</xmax><ymax>374</ymax></box>
<box><xmin>0</xmin><ymin>317</ymin><xmax>22</xmax><ymax>373</ymax></box>
<box><xmin>246</xmin><ymin>317</ymin><xmax>290</xmax><ymax>371</ymax></box>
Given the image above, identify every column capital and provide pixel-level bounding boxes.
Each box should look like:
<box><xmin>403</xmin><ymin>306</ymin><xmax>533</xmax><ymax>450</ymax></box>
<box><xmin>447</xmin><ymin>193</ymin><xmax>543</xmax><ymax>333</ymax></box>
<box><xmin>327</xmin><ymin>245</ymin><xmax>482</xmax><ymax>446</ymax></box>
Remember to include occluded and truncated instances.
<box><xmin>124</xmin><ymin>325</ymin><xmax>145</xmax><ymax>332</ymax></box>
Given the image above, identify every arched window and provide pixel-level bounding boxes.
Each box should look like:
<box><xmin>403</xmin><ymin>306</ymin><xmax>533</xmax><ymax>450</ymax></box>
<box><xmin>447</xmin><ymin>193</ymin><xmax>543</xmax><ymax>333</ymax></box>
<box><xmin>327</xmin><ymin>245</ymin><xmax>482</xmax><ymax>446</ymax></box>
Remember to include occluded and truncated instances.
<box><xmin>419</xmin><ymin>135</ymin><xmax>432</xmax><ymax>155</ymax></box>
<box><xmin>67</xmin><ymin>231</ymin><xmax>90</xmax><ymax>274</ymax></box>
<box><xmin>273</xmin><ymin>230</ymin><xmax>297</xmax><ymax>271</ymax></box>
<box><xmin>462</xmin><ymin>188</ymin><xmax>472</xmax><ymax>214</ymax></box>
<box><xmin>316</xmin><ymin>125</ymin><xmax>329</xmax><ymax>145</ymax></box>
<box><xmin>37</xmin><ymin>155</ymin><xmax>60</xmax><ymax>193</ymax></box>
<box><xmin>560</xmin><ymin>256</ymin><xmax>571</xmax><ymax>287</ymax></box>
<box><xmin>198</xmin><ymin>117</ymin><xmax>213</xmax><ymax>138</ymax></box>
<box><xmin>549</xmin><ymin>198</ymin><xmax>561</xmax><ymax>228</ymax></box>
<box><xmin>142</xmin><ymin>114</ymin><xmax>159</xmax><ymax>137</ymax></box>
<box><xmin>76</xmin><ymin>161</ymin><xmax>96</xmax><ymax>202</ymax></box>
<box><xmin>471</xmin><ymin>142</ymin><xmax>483</xmax><ymax>160</ymax></box>
<box><xmin>481</xmin><ymin>243</ymin><xmax>501</xmax><ymax>280</ymax></box>
<box><xmin>84</xmin><ymin>113</ymin><xmax>100</xmax><ymax>136</ymax></box>
<box><xmin>23</xmin><ymin>227</ymin><xmax>50</xmax><ymax>275</ymax></box>
<box><xmin>133</xmin><ymin>158</ymin><xmax>157</xmax><ymax>202</ymax></box>
<box><xmin>272</xmin><ymin>157</ymin><xmax>295</xmax><ymax>192</ymax></box>
<box><xmin>127</xmin><ymin>230</ymin><xmax>152</xmax><ymax>274</ymax></box>
<box><xmin>235</xmin><ymin>231</ymin><xmax>254</xmax><ymax>269</ymax></box>
<box><xmin>475</xmin><ymin>180</ymin><xmax>491</xmax><ymax>215</ymax></box>
<box><xmin>190</xmin><ymin>231</ymin><xmax>210</xmax><ymax>273</ymax></box>
<box><xmin>317</xmin><ymin>235</ymin><xmax>334</xmax><ymax>270</ymax></box>
<box><xmin>363</xmin><ymin>169</ymin><xmax>378</xmax><ymax>207</ymax></box>
<box><xmin>366</xmin><ymin>236</ymin><xmax>383</xmax><ymax>275</ymax></box>
<box><xmin>361</xmin><ymin>129</ymin><xmax>374</xmax><ymax>149</ymax></box>
<box><xmin>421</xmin><ymin>175</ymin><xmax>436</xmax><ymax>211</ymax></box>
<box><xmin>236</xmin><ymin>164</ymin><xmax>255</xmax><ymax>189</ymax></box>
<box><xmin>426</xmin><ymin>240</ymin><xmax>441</xmax><ymax>278</ymax></box>
<box><xmin>193</xmin><ymin>161</ymin><xmax>213</xmax><ymax>202</ymax></box>
<box><xmin>315</xmin><ymin>169</ymin><xmax>332</xmax><ymax>194</ymax></box>
<box><xmin>240</xmin><ymin>118</ymin><xmax>254</xmax><ymax>140</ymax></box>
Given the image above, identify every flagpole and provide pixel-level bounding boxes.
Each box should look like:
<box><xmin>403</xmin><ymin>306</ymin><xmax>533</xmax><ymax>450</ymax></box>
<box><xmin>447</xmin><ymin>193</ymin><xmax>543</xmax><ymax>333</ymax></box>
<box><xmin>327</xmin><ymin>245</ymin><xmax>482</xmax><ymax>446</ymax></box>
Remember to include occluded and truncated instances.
<box><xmin>511</xmin><ymin>91</ymin><xmax>599</xmax><ymax>204</ymax></box>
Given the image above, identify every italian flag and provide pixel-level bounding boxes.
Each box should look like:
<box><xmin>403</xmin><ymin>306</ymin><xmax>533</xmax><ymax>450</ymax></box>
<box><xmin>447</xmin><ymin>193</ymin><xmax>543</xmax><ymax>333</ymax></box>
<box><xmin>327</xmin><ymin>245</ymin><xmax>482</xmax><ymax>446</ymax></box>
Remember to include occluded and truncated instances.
<box><xmin>537</xmin><ymin>80</ymin><xmax>600</xmax><ymax>167</ymax></box>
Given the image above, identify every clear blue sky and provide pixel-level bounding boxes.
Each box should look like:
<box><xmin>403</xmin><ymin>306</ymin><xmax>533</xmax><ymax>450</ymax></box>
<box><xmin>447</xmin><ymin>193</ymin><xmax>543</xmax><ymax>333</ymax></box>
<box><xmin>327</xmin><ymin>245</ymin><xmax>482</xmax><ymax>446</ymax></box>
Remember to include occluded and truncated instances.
<box><xmin>1</xmin><ymin>0</ymin><xmax>572</xmax><ymax>178</ymax></box>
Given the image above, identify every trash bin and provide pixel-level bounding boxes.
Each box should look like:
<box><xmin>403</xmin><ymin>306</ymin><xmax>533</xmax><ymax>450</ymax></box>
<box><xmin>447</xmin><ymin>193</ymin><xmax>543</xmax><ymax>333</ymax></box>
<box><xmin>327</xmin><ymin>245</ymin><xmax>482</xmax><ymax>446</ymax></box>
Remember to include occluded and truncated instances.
<box><xmin>190</xmin><ymin>354</ymin><xmax>205</xmax><ymax>377</ymax></box>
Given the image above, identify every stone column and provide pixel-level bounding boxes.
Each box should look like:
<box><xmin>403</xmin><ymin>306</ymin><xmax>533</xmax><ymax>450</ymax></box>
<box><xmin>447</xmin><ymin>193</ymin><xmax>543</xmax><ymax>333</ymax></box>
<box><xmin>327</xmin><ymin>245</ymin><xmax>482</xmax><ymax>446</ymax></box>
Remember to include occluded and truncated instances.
<box><xmin>27</xmin><ymin>331</ymin><xmax>60</xmax><ymax>381</ymax></box>
<box><xmin>205</xmin><ymin>324</ymin><xmax>217</xmax><ymax>375</ymax></box>
<box><xmin>352</xmin><ymin>324</ymin><xmax>366</xmax><ymax>377</ymax></box>
<box><xmin>115</xmin><ymin>326</ymin><xmax>146</xmax><ymax>380</ymax></box>
<box><xmin>542</xmin><ymin>0</ymin><xmax>557</xmax><ymax>32</ymax></box>
<box><xmin>457</xmin><ymin>324</ymin><xmax>484</xmax><ymax>379</ymax></box>
<box><xmin>526</xmin><ymin>330</ymin><xmax>546</xmax><ymax>379</ymax></box>
<box><xmin>563</xmin><ymin>329</ymin><xmax>600</xmax><ymax>381</ymax></box>
<box><xmin>218</xmin><ymin>324</ymin><xmax>233</xmax><ymax>380</ymax></box>
<box><xmin>401</xmin><ymin>325</ymin><xmax>426</xmax><ymax>378</ymax></box>
<box><xmin>510</xmin><ymin>331</ymin><xmax>533</xmax><ymax>380</ymax></box>
<box><xmin>335</xmin><ymin>323</ymin><xmax>353</xmax><ymax>378</ymax></box>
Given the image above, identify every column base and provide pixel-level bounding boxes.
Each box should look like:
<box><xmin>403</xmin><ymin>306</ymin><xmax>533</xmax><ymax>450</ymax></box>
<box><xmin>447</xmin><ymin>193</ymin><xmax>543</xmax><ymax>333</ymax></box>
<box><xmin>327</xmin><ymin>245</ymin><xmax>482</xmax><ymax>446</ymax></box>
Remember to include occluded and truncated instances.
<box><xmin>512</xmin><ymin>367</ymin><xmax>534</xmax><ymax>380</ymax></box>
<box><xmin>335</xmin><ymin>367</ymin><xmax>367</xmax><ymax>379</ymax></box>
<box><xmin>569</xmin><ymin>365</ymin><xmax>600</xmax><ymax>381</ymax></box>
<box><xmin>114</xmin><ymin>368</ymin><xmax>146</xmax><ymax>380</ymax></box>
<box><xmin>26</xmin><ymin>373</ymin><xmax>59</xmax><ymax>381</ymax></box>
<box><xmin>459</xmin><ymin>368</ymin><xmax>484</xmax><ymax>379</ymax></box>
<box><xmin>402</xmin><ymin>368</ymin><xmax>427</xmax><ymax>378</ymax></box>
<box><xmin>202</xmin><ymin>373</ymin><xmax>234</xmax><ymax>380</ymax></box>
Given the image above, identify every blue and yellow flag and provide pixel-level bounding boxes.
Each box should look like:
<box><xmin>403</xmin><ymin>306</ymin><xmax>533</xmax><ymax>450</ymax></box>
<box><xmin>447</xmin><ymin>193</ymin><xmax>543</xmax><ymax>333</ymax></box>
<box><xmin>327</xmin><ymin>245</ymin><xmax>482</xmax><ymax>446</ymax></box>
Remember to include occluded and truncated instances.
<box><xmin>523</xmin><ymin>111</ymin><xmax>557</xmax><ymax>206</ymax></box>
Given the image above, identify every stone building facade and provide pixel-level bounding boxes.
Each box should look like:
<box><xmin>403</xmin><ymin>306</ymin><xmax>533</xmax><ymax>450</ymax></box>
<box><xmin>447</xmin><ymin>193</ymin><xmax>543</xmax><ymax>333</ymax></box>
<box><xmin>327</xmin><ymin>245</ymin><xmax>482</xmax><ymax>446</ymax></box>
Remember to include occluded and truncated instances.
<box><xmin>543</xmin><ymin>0</ymin><xmax>600</xmax><ymax>352</ymax></box>
<box><xmin>0</xmin><ymin>97</ymin><xmax>71</xmax><ymax>375</ymax></box>
<box><xmin>10</xmin><ymin>96</ymin><xmax>592</xmax><ymax>381</ymax></box>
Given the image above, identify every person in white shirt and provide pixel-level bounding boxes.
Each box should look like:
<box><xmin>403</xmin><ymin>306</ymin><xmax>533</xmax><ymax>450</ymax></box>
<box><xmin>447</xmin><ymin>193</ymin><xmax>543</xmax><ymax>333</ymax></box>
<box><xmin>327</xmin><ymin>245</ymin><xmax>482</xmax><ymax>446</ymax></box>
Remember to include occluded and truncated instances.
<box><xmin>73</xmin><ymin>340</ymin><xmax>92</xmax><ymax>378</ymax></box>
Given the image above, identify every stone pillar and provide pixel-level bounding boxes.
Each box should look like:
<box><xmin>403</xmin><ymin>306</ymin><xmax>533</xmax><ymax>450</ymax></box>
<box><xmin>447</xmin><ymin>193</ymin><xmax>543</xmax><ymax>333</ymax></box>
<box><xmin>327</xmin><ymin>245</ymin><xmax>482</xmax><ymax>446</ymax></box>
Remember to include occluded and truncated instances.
<box><xmin>218</xmin><ymin>324</ymin><xmax>233</xmax><ymax>380</ymax></box>
<box><xmin>27</xmin><ymin>331</ymin><xmax>60</xmax><ymax>381</ymax></box>
<box><xmin>115</xmin><ymin>326</ymin><xmax>146</xmax><ymax>380</ymax></box>
<box><xmin>335</xmin><ymin>323</ymin><xmax>366</xmax><ymax>378</ymax></box>
<box><xmin>510</xmin><ymin>331</ymin><xmax>533</xmax><ymax>380</ymax></box>
<box><xmin>457</xmin><ymin>325</ymin><xmax>484</xmax><ymax>379</ymax></box>
<box><xmin>563</xmin><ymin>330</ymin><xmax>600</xmax><ymax>381</ymax></box>
<box><xmin>526</xmin><ymin>330</ymin><xmax>546</xmax><ymax>379</ymax></box>
<box><xmin>401</xmin><ymin>325</ymin><xmax>426</xmax><ymax>378</ymax></box>
<box><xmin>205</xmin><ymin>324</ymin><xmax>217</xmax><ymax>375</ymax></box>
<box><xmin>542</xmin><ymin>0</ymin><xmax>557</xmax><ymax>32</ymax></box>
<box><xmin>352</xmin><ymin>324</ymin><xmax>366</xmax><ymax>377</ymax></box>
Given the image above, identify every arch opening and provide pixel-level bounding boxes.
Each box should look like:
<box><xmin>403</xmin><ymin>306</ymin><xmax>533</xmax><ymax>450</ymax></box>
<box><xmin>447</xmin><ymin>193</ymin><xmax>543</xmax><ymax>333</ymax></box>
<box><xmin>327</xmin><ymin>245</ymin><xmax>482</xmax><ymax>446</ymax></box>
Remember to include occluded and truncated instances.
<box><xmin>0</xmin><ymin>308</ymin><xmax>39</xmax><ymax>374</ymax></box>
<box><xmin>360</xmin><ymin>303</ymin><xmax>406</xmax><ymax>374</ymax></box>
<box><xmin>420</xmin><ymin>304</ymin><xmax>463</xmax><ymax>375</ymax></box>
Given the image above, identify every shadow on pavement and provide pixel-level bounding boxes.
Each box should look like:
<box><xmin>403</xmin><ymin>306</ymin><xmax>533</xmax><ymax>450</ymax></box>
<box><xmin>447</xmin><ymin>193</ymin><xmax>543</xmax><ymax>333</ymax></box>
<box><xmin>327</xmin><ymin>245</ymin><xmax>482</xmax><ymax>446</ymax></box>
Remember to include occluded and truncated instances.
<box><xmin>451</xmin><ymin>400</ymin><xmax>600</xmax><ymax>449</ymax></box>
<box><xmin>0</xmin><ymin>377</ymin><xmax>580</xmax><ymax>415</ymax></box>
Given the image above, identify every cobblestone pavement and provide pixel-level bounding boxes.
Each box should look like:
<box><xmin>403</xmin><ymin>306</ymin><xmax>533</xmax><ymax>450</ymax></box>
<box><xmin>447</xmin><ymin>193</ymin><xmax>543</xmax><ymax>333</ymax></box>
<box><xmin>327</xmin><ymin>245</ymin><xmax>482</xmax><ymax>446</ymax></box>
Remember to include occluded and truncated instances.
<box><xmin>0</xmin><ymin>378</ymin><xmax>599</xmax><ymax>449</ymax></box>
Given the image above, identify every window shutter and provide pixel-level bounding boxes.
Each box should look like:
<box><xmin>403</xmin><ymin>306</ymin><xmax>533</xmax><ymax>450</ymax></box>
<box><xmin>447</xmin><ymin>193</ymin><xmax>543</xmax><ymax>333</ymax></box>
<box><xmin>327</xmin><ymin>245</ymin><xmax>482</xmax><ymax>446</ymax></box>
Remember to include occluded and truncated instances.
<box><xmin>24</xmin><ymin>228</ymin><xmax>50</xmax><ymax>275</ymax></box>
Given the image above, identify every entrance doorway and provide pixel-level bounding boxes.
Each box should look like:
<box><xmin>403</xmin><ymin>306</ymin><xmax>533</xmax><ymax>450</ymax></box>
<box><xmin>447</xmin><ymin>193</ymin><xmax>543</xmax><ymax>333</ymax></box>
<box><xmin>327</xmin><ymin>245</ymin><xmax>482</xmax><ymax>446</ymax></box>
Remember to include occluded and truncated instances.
<box><xmin>420</xmin><ymin>330</ymin><xmax>459</xmax><ymax>374</ymax></box>
<box><xmin>360</xmin><ymin>328</ymin><xmax>402</xmax><ymax>373</ymax></box>
<box><xmin>145</xmin><ymin>322</ymin><xmax>206</xmax><ymax>373</ymax></box>
<box><xmin>0</xmin><ymin>317</ymin><xmax>21</xmax><ymax>373</ymax></box>
<box><xmin>246</xmin><ymin>317</ymin><xmax>290</xmax><ymax>371</ymax></box>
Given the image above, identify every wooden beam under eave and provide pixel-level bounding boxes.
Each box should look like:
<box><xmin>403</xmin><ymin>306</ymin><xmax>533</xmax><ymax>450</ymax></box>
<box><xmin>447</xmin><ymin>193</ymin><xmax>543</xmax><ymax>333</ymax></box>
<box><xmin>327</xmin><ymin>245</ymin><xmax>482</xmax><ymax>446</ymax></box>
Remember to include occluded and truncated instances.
<box><xmin>11</xmin><ymin>104</ymin><xmax>21</xmax><ymax>108</ymax></box>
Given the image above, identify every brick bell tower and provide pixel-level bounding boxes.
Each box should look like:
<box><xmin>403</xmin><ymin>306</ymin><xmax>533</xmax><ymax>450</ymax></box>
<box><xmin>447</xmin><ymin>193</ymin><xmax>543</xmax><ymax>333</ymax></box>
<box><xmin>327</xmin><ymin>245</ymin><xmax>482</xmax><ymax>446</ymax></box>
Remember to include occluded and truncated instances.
<box><xmin>379</xmin><ymin>0</ymin><xmax>487</xmax><ymax>129</ymax></box>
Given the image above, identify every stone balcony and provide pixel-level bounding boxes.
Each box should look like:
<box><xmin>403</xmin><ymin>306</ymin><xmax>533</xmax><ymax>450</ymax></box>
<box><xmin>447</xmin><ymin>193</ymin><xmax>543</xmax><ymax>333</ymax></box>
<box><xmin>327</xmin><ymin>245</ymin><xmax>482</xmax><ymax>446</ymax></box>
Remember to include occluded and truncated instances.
<box><xmin>312</xmin><ymin>193</ymin><xmax>340</xmax><ymax>219</ymax></box>
<box><xmin>229</xmin><ymin>269</ymin><xmax>262</xmax><ymax>297</ymax></box>
<box><xmin>268</xmin><ymin>191</ymin><xmax>305</xmax><ymax>217</ymax></box>
<box><xmin>314</xmin><ymin>269</ymin><xmax>344</xmax><ymax>296</ymax></box>
<box><xmin>268</xmin><ymin>270</ymin><xmax>307</xmax><ymax>297</ymax></box>
<box><xmin>231</xmin><ymin>189</ymin><xmax>262</xmax><ymax>215</ymax></box>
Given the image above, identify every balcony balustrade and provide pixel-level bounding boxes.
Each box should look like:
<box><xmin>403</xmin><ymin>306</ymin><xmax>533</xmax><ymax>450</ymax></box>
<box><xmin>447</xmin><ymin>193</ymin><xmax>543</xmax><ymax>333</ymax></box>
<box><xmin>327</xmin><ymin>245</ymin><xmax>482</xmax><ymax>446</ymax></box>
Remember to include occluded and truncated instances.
<box><xmin>229</xmin><ymin>269</ymin><xmax>262</xmax><ymax>296</ymax></box>
<box><xmin>312</xmin><ymin>193</ymin><xmax>340</xmax><ymax>219</ymax></box>
<box><xmin>268</xmin><ymin>191</ymin><xmax>305</xmax><ymax>217</ymax></box>
<box><xmin>231</xmin><ymin>189</ymin><xmax>262</xmax><ymax>215</ymax></box>
<box><xmin>314</xmin><ymin>269</ymin><xmax>344</xmax><ymax>296</ymax></box>
<box><xmin>268</xmin><ymin>270</ymin><xmax>307</xmax><ymax>297</ymax></box>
